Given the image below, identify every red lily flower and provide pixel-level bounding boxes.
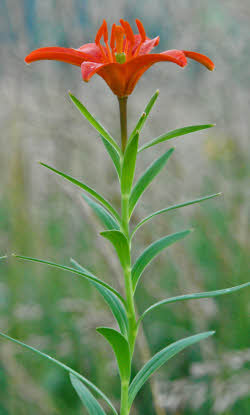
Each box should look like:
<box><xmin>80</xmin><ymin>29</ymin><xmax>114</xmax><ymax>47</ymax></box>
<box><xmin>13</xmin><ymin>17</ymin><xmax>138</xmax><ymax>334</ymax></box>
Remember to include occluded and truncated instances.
<box><xmin>25</xmin><ymin>19</ymin><xmax>214</xmax><ymax>97</ymax></box>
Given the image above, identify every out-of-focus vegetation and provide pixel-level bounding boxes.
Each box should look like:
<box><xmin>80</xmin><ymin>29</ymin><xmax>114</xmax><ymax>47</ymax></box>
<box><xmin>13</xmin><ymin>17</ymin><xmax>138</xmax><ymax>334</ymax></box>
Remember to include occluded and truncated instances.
<box><xmin>0</xmin><ymin>1</ymin><xmax>250</xmax><ymax>414</ymax></box>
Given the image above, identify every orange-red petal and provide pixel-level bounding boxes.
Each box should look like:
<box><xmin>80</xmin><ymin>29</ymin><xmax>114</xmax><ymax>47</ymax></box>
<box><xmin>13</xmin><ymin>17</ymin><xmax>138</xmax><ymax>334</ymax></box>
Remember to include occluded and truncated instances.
<box><xmin>132</xmin><ymin>50</ymin><xmax>187</xmax><ymax>69</ymax></box>
<box><xmin>183</xmin><ymin>50</ymin><xmax>215</xmax><ymax>71</ymax></box>
<box><xmin>137</xmin><ymin>36</ymin><xmax>160</xmax><ymax>55</ymax></box>
<box><xmin>122</xmin><ymin>51</ymin><xmax>187</xmax><ymax>95</ymax></box>
<box><xmin>77</xmin><ymin>43</ymin><xmax>104</xmax><ymax>62</ymax></box>
<box><xmin>25</xmin><ymin>46</ymin><xmax>94</xmax><ymax>66</ymax></box>
<box><xmin>81</xmin><ymin>61</ymin><xmax>106</xmax><ymax>82</ymax></box>
<box><xmin>81</xmin><ymin>50</ymin><xmax>187</xmax><ymax>96</ymax></box>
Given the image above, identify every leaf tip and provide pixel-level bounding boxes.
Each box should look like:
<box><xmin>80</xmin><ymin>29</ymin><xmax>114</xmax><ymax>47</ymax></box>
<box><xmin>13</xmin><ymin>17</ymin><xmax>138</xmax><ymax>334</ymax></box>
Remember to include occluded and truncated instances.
<box><xmin>39</xmin><ymin>162</ymin><xmax>46</xmax><ymax>167</ymax></box>
<box><xmin>96</xmin><ymin>326</ymin><xmax>106</xmax><ymax>336</ymax></box>
<box><xmin>155</xmin><ymin>89</ymin><xmax>160</xmax><ymax>96</ymax></box>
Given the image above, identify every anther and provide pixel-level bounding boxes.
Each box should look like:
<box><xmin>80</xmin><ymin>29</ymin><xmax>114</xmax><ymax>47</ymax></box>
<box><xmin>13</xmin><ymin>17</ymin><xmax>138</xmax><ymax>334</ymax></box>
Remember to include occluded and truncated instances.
<box><xmin>136</xmin><ymin>19</ymin><xmax>146</xmax><ymax>43</ymax></box>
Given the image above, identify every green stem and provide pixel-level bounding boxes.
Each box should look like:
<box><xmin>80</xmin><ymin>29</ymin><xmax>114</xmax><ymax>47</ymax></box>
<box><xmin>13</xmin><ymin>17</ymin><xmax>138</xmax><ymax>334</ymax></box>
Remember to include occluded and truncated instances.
<box><xmin>119</xmin><ymin>97</ymin><xmax>137</xmax><ymax>415</ymax></box>
<box><xmin>120</xmin><ymin>381</ymin><xmax>129</xmax><ymax>415</ymax></box>
<box><xmin>118</xmin><ymin>97</ymin><xmax>128</xmax><ymax>153</ymax></box>
<box><xmin>121</xmin><ymin>191</ymin><xmax>137</xmax><ymax>353</ymax></box>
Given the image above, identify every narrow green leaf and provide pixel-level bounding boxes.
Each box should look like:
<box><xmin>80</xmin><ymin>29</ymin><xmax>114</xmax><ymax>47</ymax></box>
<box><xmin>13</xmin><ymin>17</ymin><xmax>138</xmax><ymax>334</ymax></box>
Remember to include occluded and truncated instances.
<box><xmin>70</xmin><ymin>374</ymin><xmax>107</xmax><ymax>415</ymax></box>
<box><xmin>97</xmin><ymin>328</ymin><xmax>131</xmax><ymax>381</ymax></box>
<box><xmin>40</xmin><ymin>162</ymin><xmax>121</xmax><ymax>223</ymax></box>
<box><xmin>0</xmin><ymin>332</ymin><xmax>118</xmax><ymax>415</ymax></box>
<box><xmin>69</xmin><ymin>92</ymin><xmax>121</xmax><ymax>154</ymax></box>
<box><xmin>101</xmin><ymin>136</ymin><xmax>121</xmax><ymax>179</ymax></box>
<box><xmin>14</xmin><ymin>255</ymin><xmax>125</xmax><ymax>305</ymax></box>
<box><xmin>139</xmin><ymin>124</ymin><xmax>214</xmax><ymax>152</ymax></box>
<box><xmin>129</xmin><ymin>148</ymin><xmax>174</xmax><ymax>217</ymax></box>
<box><xmin>0</xmin><ymin>255</ymin><xmax>7</xmax><ymax>260</ymax></box>
<box><xmin>82</xmin><ymin>193</ymin><xmax>120</xmax><ymax>231</ymax></box>
<box><xmin>100</xmin><ymin>230</ymin><xmax>130</xmax><ymax>270</ymax></box>
<box><xmin>132</xmin><ymin>230</ymin><xmax>191</xmax><ymax>292</ymax></box>
<box><xmin>71</xmin><ymin>259</ymin><xmax>128</xmax><ymax>337</ymax></box>
<box><xmin>129</xmin><ymin>90</ymin><xmax>159</xmax><ymax>143</ymax></box>
<box><xmin>131</xmin><ymin>193</ymin><xmax>222</xmax><ymax>238</ymax></box>
<box><xmin>121</xmin><ymin>132</ymin><xmax>139</xmax><ymax>196</ymax></box>
<box><xmin>139</xmin><ymin>282</ymin><xmax>250</xmax><ymax>324</ymax></box>
<box><xmin>128</xmin><ymin>331</ymin><xmax>215</xmax><ymax>407</ymax></box>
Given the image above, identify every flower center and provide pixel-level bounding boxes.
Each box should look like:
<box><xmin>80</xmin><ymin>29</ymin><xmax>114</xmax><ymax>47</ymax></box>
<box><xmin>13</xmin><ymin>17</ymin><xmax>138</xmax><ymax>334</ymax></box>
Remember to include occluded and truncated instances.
<box><xmin>95</xmin><ymin>19</ymin><xmax>147</xmax><ymax>64</ymax></box>
<box><xmin>115</xmin><ymin>52</ymin><xmax>126</xmax><ymax>64</ymax></box>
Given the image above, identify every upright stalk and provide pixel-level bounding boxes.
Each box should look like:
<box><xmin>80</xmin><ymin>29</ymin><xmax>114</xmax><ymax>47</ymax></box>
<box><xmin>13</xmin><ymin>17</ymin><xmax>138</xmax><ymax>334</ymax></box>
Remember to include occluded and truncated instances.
<box><xmin>118</xmin><ymin>97</ymin><xmax>128</xmax><ymax>153</ymax></box>
<box><xmin>119</xmin><ymin>96</ymin><xmax>137</xmax><ymax>415</ymax></box>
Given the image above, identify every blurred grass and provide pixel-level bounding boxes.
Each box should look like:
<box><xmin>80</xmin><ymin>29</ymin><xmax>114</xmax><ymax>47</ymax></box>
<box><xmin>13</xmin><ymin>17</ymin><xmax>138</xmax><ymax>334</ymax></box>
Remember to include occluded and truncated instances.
<box><xmin>1</xmin><ymin>0</ymin><xmax>250</xmax><ymax>414</ymax></box>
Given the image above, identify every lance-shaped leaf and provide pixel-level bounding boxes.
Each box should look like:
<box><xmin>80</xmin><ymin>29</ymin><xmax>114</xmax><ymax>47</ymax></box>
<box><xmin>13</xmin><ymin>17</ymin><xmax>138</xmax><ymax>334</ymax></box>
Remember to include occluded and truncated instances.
<box><xmin>14</xmin><ymin>255</ymin><xmax>125</xmax><ymax>305</ymax></box>
<box><xmin>128</xmin><ymin>331</ymin><xmax>215</xmax><ymax>407</ymax></box>
<box><xmin>101</xmin><ymin>136</ymin><xmax>121</xmax><ymax>179</ymax></box>
<box><xmin>139</xmin><ymin>282</ymin><xmax>250</xmax><ymax>324</ymax></box>
<box><xmin>70</xmin><ymin>374</ymin><xmax>107</xmax><ymax>415</ymax></box>
<box><xmin>138</xmin><ymin>124</ymin><xmax>214</xmax><ymax>152</ymax></box>
<box><xmin>97</xmin><ymin>328</ymin><xmax>131</xmax><ymax>382</ymax></box>
<box><xmin>129</xmin><ymin>148</ymin><xmax>174</xmax><ymax>217</ymax></box>
<box><xmin>131</xmin><ymin>193</ymin><xmax>222</xmax><ymax>238</ymax></box>
<box><xmin>82</xmin><ymin>193</ymin><xmax>120</xmax><ymax>231</ymax></box>
<box><xmin>71</xmin><ymin>259</ymin><xmax>128</xmax><ymax>336</ymax></box>
<box><xmin>69</xmin><ymin>92</ymin><xmax>121</xmax><ymax>154</ymax></box>
<box><xmin>100</xmin><ymin>230</ymin><xmax>130</xmax><ymax>270</ymax></box>
<box><xmin>129</xmin><ymin>90</ymin><xmax>159</xmax><ymax>143</ymax></box>
<box><xmin>40</xmin><ymin>162</ymin><xmax>121</xmax><ymax>223</ymax></box>
<box><xmin>132</xmin><ymin>230</ymin><xmax>191</xmax><ymax>292</ymax></box>
<box><xmin>0</xmin><ymin>332</ymin><xmax>118</xmax><ymax>415</ymax></box>
<box><xmin>121</xmin><ymin>132</ymin><xmax>139</xmax><ymax>196</ymax></box>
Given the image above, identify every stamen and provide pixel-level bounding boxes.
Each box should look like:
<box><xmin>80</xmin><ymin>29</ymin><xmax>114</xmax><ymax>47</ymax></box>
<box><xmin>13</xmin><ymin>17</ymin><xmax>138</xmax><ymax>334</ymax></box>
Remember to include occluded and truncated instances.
<box><xmin>102</xmin><ymin>20</ymin><xmax>113</xmax><ymax>62</ymax></box>
<box><xmin>120</xmin><ymin>19</ymin><xmax>135</xmax><ymax>45</ymax></box>
<box><xmin>99</xmin><ymin>44</ymin><xmax>108</xmax><ymax>62</ymax></box>
<box><xmin>134</xmin><ymin>19</ymin><xmax>147</xmax><ymax>57</ymax></box>
<box><xmin>102</xmin><ymin>20</ymin><xmax>108</xmax><ymax>43</ymax></box>
<box><xmin>110</xmin><ymin>24</ymin><xmax>116</xmax><ymax>50</ymax></box>
<box><xmin>95</xmin><ymin>21</ymin><xmax>105</xmax><ymax>45</ymax></box>
<box><xmin>136</xmin><ymin>19</ymin><xmax>146</xmax><ymax>42</ymax></box>
<box><xmin>95</xmin><ymin>20</ymin><xmax>109</xmax><ymax>62</ymax></box>
<box><xmin>120</xmin><ymin>20</ymin><xmax>135</xmax><ymax>59</ymax></box>
<box><xmin>110</xmin><ymin>24</ymin><xmax>117</xmax><ymax>61</ymax></box>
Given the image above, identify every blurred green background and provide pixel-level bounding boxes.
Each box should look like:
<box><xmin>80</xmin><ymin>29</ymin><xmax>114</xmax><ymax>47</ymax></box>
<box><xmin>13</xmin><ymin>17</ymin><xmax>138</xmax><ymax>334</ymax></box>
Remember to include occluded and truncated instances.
<box><xmin>0</xmin><ymin>1</ymin><xmax>249</xmax><ymax>414</ymax></box>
